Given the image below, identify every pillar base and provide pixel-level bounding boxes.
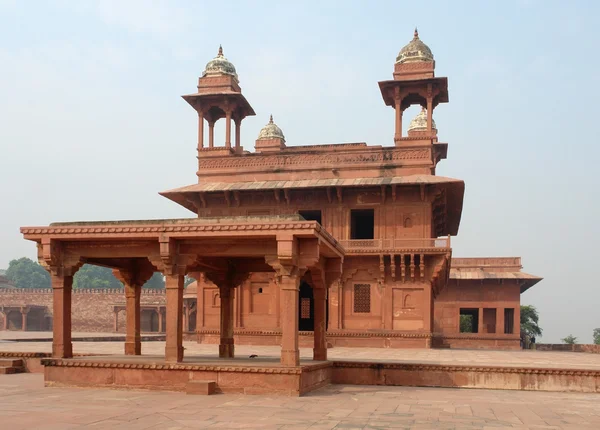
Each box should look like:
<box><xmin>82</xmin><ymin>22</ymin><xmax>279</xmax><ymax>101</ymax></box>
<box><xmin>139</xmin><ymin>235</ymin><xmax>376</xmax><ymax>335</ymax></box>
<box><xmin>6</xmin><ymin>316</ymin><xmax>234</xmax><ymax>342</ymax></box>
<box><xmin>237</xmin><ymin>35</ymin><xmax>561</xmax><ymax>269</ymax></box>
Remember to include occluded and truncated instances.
<box><xmin>125</xmin><ymin>341</ymin><xmax>141</xmax><ymax>355</ymax></box>
<box><xmin>219</xmin><ymin>343</ymin><xmax>235</xmax><ymax>358</ymax></box>
<box><xmin>313</xmin><ymin>348</ymin><xmax>327</xmax><ymax>361</ymax></box>
<box><xmin>165</xmin><ymin>346</ymin><xmax>184</xmax><ymax>363</ymax></box>
<box><xmin>52</xmin><ymin>343</ymin><xmax>73</xmax><ymax>359</ymax></box>
<box><xmin>281</xmin><ymin>349</ymin><xmax>300</xmax><ymax>367</ymax></box>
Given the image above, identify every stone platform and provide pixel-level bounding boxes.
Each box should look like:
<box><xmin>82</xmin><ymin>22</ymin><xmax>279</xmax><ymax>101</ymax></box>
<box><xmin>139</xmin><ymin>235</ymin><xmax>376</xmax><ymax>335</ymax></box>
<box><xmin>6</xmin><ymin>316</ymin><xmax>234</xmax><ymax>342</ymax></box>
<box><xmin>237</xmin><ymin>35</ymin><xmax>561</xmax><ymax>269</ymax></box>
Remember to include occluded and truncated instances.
<box><xmin>41</xmin><ymin>354</ymin><xmax>331</xmax><ymax>396</ymax></box>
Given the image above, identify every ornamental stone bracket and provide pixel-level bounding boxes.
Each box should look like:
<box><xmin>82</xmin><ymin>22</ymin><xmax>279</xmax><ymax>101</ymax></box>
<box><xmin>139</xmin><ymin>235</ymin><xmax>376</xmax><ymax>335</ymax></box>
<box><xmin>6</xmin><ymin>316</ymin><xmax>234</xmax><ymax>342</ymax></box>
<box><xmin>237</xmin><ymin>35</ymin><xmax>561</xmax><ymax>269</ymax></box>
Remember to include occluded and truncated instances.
<box><xmin>38</xmin><ymin>239</ymin><xmax>82</xmax><ymax>278</ymax></box>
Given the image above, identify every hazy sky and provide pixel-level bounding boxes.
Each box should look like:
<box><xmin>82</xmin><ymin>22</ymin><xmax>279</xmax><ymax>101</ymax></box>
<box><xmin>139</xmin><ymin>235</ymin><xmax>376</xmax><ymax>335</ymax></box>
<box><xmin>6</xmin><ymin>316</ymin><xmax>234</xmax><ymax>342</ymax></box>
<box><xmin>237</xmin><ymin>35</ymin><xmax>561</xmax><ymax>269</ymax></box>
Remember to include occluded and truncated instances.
<box><xmin>1</xmin><ymin>1</ymin><xmax>599</xmax><ymax>343</ymax></box>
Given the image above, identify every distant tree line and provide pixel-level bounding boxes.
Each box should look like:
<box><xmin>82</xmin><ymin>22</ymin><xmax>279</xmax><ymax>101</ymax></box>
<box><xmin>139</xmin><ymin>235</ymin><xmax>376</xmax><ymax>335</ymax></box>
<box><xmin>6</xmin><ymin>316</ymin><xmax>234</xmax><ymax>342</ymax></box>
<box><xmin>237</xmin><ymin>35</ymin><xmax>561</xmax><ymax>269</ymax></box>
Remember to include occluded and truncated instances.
<box><xmin>4</xmin><ymin>257</ymin><xmax>195</xmax><ymax>290</ymax></box>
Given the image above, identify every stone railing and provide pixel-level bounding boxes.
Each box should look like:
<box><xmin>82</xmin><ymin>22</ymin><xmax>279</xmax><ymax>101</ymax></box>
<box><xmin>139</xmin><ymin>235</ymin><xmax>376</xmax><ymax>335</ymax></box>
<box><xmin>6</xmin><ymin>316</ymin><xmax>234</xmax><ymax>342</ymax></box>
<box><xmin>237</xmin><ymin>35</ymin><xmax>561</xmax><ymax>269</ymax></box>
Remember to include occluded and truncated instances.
<box><xmin>339</xmin><ymin>237</ymin><xmax>450</xmax><ymax>254</ymax></box>
<box><xmin>0</xmin><ymin>288</ymin><xmax>166</xmax><ymax>295</ymax></box>
<box><xmin>535</xmin><ymin>344</ymin><xmax>600</xmax><ymax>354</ymax></box>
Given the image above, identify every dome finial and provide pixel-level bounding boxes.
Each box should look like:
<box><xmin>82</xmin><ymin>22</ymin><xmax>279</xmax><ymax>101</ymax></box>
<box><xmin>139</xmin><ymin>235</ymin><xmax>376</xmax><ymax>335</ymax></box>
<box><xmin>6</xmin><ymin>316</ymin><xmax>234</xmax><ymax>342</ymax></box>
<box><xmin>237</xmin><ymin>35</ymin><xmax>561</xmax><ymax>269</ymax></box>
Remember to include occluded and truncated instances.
<box><xmin>414</xmin><ymin>27</ymin><xmax>419</xmax><ymax>38</ymax></box>
<box><xmin>218</xmin><ymin>45</ymin><xmax>223</xmax><ymax>56</ymax></box>
<box><xmin>269</xmin><ymin>114</ymin><xmax>273</xmax><ymax>124</ymax></box>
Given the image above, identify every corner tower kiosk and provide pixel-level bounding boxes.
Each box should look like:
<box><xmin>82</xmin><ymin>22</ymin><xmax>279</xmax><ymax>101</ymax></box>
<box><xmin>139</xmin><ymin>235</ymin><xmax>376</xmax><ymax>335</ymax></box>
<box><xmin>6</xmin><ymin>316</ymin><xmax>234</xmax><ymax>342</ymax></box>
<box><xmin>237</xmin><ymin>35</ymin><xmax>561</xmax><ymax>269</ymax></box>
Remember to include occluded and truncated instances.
<box><xmin>161</xmin><ymin>33</ymin><xmax>465</xmax><ymax>348</ymax></box>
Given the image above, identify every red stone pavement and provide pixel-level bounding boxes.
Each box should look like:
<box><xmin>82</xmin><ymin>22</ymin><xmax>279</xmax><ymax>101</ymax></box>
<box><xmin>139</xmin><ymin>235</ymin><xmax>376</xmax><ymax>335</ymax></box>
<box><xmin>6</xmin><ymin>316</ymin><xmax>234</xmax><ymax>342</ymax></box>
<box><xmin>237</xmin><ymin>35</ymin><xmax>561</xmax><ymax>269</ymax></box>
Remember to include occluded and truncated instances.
<box><xmin>0</xmin><ymin>373</ymin><xmax>599</xmax><ymax>429</ymax></box>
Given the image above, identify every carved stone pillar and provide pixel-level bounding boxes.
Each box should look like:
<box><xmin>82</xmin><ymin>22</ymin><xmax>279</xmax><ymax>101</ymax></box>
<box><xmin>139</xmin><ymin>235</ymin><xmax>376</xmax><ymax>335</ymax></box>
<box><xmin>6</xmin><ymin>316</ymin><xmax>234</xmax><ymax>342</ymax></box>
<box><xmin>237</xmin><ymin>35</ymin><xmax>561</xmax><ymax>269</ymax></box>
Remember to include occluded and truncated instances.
<box><xmin>124</xmin><ymin>284</ymin><xmax>141</xmax><ymax>355</ymax></box>
<box><xmin>426</xmin><ymin>95</ymin><xmax>433</xmax><ymax>134</ymax></box>
<box><xmin>219</xmin><ymin>285</ymin><xmax>234</xmax><ymax>358</ymax></box>
<box><xmin>20</xmin><ymin>307</ymin><xmax>29</xmax><ymax>332</ymax></box>
<box><xmin>234</xmin><ymin>118</ymin><xmax>241</xmax><ymax>153</ymax></box>
<box><xmin>208</xmin><ymin>121</ymin><xmax>215</xmax><ymax>148</ymax></box>
<box><xmin>197</xmin><ymin>111</ymin><xmax>204</xmax><ymax>150</ymax></box>
<box><xmin>225</xmin><ymin>110</ymin><xmax>232</xmax><ymax>148</ymax></box>
<box><xmin>165</xmin><ymin>273</ymin><xmax>184</xmax><ymax>362</ymax></box>
<box><xmin>394</xmin><ymin>96</ymin><xmax>402</xmax><ymax>142</ymax></box>
<box><xmin>328</xmin><ymin>281</ymin><xmax>340</xmax><ymax>330</ymax></box>
<box><xmin>279</xmin><ymin>273</ymin><xmax>301</xmax><ymax>366</ymax></box>
<box><xmin>183</xmin><ymin>302</ymin><xmax>189</xmax><ymax>333</ymax></box>
<box><xmin>113</xmin><ymin>309</ymin><xmax>119</xmax><ymax>333</ymax></box>
<box><xmin>51</xmin><ymin>273</ymin><xmax>73</xmax><ymax>358</ymax></box>
<box><xmin>313</xmin><ymin>287</ymin><xmax>327</xmax><ymax>361</ymax></box>
<box><xmin>157</xmin><ymin>308</ymin><xmax>163</xmax><ymax>333</ymax></box>
<box><xmin>478</xmin><ymin>307</ymin><xmax>484</xmax><ymax>334</ymax></box>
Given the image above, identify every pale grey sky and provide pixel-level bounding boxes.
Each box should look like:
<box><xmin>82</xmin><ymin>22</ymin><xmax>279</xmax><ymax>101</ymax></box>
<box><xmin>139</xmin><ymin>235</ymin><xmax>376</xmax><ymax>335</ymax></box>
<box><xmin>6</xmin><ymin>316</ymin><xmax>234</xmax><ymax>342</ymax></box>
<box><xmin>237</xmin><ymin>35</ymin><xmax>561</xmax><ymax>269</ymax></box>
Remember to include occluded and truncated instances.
<box><xmin>1</xmin><ymin>1</ymin><xmax>598</xmax><ymax>343</ymax></box>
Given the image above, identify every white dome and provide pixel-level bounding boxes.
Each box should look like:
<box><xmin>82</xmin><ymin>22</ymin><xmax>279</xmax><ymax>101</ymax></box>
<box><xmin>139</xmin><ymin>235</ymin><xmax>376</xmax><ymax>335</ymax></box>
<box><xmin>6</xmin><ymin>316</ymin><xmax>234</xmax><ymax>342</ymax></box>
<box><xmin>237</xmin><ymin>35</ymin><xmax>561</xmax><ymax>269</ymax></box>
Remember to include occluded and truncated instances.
<box><xmin>396</xmin><ymin>29</ymin><xmax>434</xmax><ymax>64</ymax></box>
<box><xmin>257</xmin><ymin>115</ymin><xmax>285</xmax><ymax>142</ymax></box>
<box><xmin>407</xmin><ymin>108</ymin><xmax>436</xmax><ymax>132</ymax></box>
<box><xmin>203</xmin><ymin>46</ymin><xmax>238</xmax><ymax>79</ymax></box>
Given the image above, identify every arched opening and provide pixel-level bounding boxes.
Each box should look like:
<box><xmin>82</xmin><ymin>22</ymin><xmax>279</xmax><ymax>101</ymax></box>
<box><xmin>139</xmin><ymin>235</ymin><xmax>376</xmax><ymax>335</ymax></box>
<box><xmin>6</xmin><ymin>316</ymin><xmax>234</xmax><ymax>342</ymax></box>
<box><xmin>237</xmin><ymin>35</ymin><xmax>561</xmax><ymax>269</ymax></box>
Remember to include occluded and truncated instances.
<box><xmin>7</xmin><ymin>311</ymin><xmax>22</xmax><ymax>330</ymax></box>
<box><xmin>188</xmin><ymin>310</ymin><xmax>197</xmax><ymax>332</ymax></box>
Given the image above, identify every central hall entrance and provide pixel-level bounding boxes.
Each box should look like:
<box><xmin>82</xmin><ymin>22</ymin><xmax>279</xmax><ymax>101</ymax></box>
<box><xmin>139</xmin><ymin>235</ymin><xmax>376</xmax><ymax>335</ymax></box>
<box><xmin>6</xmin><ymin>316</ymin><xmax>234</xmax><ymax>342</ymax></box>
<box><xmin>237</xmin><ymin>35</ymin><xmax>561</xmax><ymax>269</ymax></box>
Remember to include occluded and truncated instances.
<box><xmin>298</xmin><ymin>281</ymin><xmax>329</xmax><ymax>332</ymax></box>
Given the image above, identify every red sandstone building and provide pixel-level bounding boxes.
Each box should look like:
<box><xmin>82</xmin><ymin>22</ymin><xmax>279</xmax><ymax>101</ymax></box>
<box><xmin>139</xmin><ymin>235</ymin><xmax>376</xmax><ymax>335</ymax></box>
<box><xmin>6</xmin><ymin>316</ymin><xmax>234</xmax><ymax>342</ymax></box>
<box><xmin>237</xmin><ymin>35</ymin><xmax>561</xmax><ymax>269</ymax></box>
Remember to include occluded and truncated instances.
<box><xmin>11</xmin><ymin>31</ymin><xmax>541</xmax><ymax>362</ymax></box>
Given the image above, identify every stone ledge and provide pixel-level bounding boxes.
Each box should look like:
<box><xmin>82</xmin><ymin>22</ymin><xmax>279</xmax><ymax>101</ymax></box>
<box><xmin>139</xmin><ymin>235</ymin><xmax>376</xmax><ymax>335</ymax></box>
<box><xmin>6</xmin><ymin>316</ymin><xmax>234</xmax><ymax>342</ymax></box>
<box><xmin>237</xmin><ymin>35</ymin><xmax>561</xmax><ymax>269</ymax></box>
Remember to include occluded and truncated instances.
<box><xmin>332</xmin><ymin>361</ymin><xmax>600</xmax><ymax>377</ymax></box>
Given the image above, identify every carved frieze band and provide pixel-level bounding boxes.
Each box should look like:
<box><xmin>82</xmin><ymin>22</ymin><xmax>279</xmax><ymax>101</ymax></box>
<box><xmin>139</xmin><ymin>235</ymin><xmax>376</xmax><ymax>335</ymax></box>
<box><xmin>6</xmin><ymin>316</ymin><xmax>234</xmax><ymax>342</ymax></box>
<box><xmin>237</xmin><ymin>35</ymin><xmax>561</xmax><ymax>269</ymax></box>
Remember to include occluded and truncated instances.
<box><xmin>40</xmin><ymin>359</ymin><xmax>332</xmax><ymax>374</ymax></box>
<box><xmin>199</xmin><ymin>148</ymin><xmax>431</xmax><ymax>170</ymax></box>
<box><xmin>332</xmin><ymin>361</ymin><xmax>600</xmax><ymax>377</ymax></box>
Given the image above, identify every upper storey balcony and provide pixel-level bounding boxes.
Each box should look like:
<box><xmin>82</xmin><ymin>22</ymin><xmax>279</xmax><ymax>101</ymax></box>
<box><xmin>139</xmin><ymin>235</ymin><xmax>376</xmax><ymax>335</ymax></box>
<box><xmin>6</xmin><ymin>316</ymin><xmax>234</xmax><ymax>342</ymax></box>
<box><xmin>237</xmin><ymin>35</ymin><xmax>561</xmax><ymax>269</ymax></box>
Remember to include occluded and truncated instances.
<box><xmin>339</xmin><ymin>236</ymin><xmax>450</xmax><ymax>255</ymax></box>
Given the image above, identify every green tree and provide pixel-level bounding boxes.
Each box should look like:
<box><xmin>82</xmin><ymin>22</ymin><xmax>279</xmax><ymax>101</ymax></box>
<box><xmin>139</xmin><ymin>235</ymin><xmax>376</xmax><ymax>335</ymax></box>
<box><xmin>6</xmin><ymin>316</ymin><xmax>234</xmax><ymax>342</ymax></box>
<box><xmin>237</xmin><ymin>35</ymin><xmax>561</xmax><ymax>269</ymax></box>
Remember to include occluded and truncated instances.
<box><xmin>73</xmin><ymin>264</ymin><xmax>123</xmax><ymax>289</ymax></box>
<box><xmin>459</xmin><ymin>314</ymin><xmax>473</xmax><ymax>333</ymax></box>
<box><xmin>562</xmin><ymin>334</ymin><xmax>577</xmax><ymax>345</ymax></box>
<box><xmin>520</xmin><ymin>305</ymin><xmax>542</xmax><ymax>339</ymax></box>
<box><xmin>5</xmin><ymin>257</ymin><xmax>50</xmax><ymax>289</ymax></box>
<box><xmin>593</xmin><ymin>328</ymin><xmax>600</xmax><ymax>345</ymax></box>
<box><xmin>142</xmin><ymin>272</ymin><xmax>165</xmax><ymax>289</ymax></box>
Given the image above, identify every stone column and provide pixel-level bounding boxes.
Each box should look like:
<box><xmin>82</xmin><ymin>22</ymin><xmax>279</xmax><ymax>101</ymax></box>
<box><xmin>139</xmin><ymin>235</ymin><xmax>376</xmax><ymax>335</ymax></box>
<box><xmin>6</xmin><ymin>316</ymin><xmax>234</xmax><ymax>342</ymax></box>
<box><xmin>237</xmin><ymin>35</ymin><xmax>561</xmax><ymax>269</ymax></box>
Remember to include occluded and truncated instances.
<box><xmin>234</xmin><ymin>118</ymin><xmax>241</xmax><ymax>153</ymax></box>
<box><xmin>197</xmin><ymin>111</ymin><xmax>204</xmax><ymax>150</ymax></box>
<box><xmin>328</xmin><ymin>281</ymin><xmax>339</xmax><ymax>330</ymax></box>
<box><xmin>478</xmin><ymin>307</ymin><xmax>484</xmax><ymax>334</ymax></box>
<box><xmin>165</xmin><ymin>273</ymin><xmax>184</xmax><ymax>362</ymax></box>
<box><xmin>496</xmin><ymin>307</ymin><xmax>505</xmax><ymax>334</ymax></box>
<box><xmin>208</xmin><ymin>121</ymin><xmax>215</xmax><ymax>148</ymax></box>
<box><xmin>426</xmin><ymin>97</ymin><xmax>433</xmax><ymax>135</ymax></box>
<box><xmin>124</xmin><ymin>283</ymin><xmax>141</xmax><ymax>355</ymax></box>
<box><xmin>157</xmin><ymin>308</ymin><xmax>163</xmax><ymax>333</ymax></box>
<box><xmin>219</xmin><ymin>284</ymin><xmax>235</xmax><ymax>358</ymax></box>
<box><xmin>394</xmin><ymin>97</ymin><xmax>402</xmax><ymax>142</ymax></box>
<box><xmin>513</xmin><ymin>304</ymin><xmax>520</xmax><ymax>336</ymax></box>
<box><xmin>279</xmin><ymin>273</ymin><xmax>300</xmax><ymax>366</ymax></box>
<box><xmin>51</xmin><ymin>273</ymin><xmax>73</xmax><ymax>358</ymax></box>
<box><xmin>313</xmin><ymin>287</ymin><xmax>327</xmax><ymax>361</ymax></box>
<box><xmin>21</xmin><ymin>307</ymin><xmax>29</xmax><ymax>332</ymax></box>
<box><xmin>113</xmin><ymin>309</ymin><xmax>119</xmax><ymax>333</ymax></box>
<box><xmin>183</xmin><ymin>302</ymin><xmax>188</xmax><ymax>333</ymax></box>
<box><xmin>225</xmin><ymin>110</ymin><xmax>232</xmax><ymax>148</ymax></box>
<box><xmin>2</xmin><ymin>312</ymin><xmax>7</xmax><ymax>331</ymax></box>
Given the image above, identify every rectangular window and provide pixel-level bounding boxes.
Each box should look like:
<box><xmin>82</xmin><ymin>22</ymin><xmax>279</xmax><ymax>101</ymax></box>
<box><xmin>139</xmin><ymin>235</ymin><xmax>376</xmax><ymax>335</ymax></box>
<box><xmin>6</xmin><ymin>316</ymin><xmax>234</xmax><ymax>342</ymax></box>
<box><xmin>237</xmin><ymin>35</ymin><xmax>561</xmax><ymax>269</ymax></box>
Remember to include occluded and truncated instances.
<box><xmin>299</xmin><ymin>210</ymin><xmax>322</xmax><ymax>225</ymax></box>
<box><xmin>350</xmin><ymin>209</ymin><xmax>375</xmax><ymax>240</ymax></box>
<box><xmin>504</xmin><ymin>308</ymin><xmax>515</xmax><ymax>334</ymax></box>
<box><xmin>459</xmin><ymin>308</ymin><xmax>479</xmax><ymax>333</ymax></box>
<box><xmin>353</xmin><ymin>284</ymin><xmax>371</xmax><ymax>313</ymax></box>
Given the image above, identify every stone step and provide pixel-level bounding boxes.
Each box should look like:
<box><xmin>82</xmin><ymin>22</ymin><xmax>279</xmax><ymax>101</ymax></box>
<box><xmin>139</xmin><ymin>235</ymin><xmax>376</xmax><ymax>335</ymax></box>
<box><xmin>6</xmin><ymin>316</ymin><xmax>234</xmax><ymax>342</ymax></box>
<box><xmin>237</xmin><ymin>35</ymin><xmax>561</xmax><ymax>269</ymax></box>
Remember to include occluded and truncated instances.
<box><xmin>0</xmin><ymin>359</ymin><xmax>24</xmax><ymax>367</ymax></box>
<box><xmin>186</xmin><ymin>380</ymin><xmax>216</xmax><ymax>395</ymax></box>
<box><xmin>0</xmin><ymin>366</ymin><xmax>23</xmax><ymax>375</ymax></box>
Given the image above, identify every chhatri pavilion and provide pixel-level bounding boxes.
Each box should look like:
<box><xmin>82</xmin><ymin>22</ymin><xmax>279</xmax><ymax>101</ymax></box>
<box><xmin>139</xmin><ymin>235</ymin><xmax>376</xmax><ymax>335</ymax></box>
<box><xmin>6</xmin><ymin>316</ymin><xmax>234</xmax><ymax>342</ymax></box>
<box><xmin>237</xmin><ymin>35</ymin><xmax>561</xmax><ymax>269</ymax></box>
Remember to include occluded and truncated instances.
<box><xmin>20</xmin><ymin>30</ymin><xmax>541</xmax><ymax>395</ymax></box>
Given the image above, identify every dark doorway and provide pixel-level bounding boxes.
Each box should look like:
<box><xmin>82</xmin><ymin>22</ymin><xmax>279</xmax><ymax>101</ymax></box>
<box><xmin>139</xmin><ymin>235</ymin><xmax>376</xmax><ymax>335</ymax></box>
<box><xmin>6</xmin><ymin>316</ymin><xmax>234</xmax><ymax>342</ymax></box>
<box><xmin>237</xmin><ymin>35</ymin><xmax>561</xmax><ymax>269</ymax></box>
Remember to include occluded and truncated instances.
<box><xmin>350</xmin><ymin>209</ymin><xmax>375</xmax><ymax>239</ymax></box>
<box><xmin>459</xmin><ymin>308</ymin><xmax>479</xmax><ymax>333</ymax></box>
<box><xmin>299</xmin><ymin>281</ymin><xmax>314</xmax><ymax>331</ymax></box>
<box><xmin>504</xmin><ymin>308</ymin><xmax>515</xmax><ymax>334</ymax></box>
<box><xmin>299</xmin><ymin>210</ymin><xmax>322</xmax><ymax>225</ymax></box>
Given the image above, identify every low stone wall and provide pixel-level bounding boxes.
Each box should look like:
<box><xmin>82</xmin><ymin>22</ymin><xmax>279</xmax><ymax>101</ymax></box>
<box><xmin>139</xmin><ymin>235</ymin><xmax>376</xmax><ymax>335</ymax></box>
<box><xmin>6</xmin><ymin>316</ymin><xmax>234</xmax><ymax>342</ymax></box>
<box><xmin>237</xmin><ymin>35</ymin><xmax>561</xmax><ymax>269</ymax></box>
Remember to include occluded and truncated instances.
<box><xmin>535</xmin><ymin>344</ymin><xmax>600</xmax><ymax>354</ymax></box>
<box><xmin>0</xmin><ymin>288</ymin><xmax>165</xmax><ymax>332</ymax></box>
<box><xmin>332</xmin><ymin>361</ymin><xmax>600</xmax><ymax>393</ymax></box>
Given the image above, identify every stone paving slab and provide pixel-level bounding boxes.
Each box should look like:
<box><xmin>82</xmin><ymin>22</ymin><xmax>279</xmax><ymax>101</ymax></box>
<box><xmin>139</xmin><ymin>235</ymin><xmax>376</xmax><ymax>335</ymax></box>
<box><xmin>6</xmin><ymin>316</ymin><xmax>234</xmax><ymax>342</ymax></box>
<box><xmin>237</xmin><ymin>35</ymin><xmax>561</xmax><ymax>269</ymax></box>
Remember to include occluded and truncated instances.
<box><xmin>1</xmin><ymin>339</ymin><xmax>600</xmax><ymax>370</ymax></box>
<box><xmin>0</xmin><ymin>373</ymin><xmax>599</xmax><ymax>429</ymax></box>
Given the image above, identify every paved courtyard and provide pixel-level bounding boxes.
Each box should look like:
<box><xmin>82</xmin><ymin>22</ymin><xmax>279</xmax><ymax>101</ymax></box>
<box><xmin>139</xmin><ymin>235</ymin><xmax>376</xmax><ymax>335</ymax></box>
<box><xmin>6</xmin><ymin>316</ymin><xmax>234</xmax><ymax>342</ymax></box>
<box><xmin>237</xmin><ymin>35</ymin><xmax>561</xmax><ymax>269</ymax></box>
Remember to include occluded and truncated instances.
<box><xmin>0</xmin><ymin>373</ymin><xmax>599</xmax><ymax>429</ymax></box>
<box><xmin>2</xmin><ymin>332</ymin><xmax>600</xmax><ymax>370</ymax></box>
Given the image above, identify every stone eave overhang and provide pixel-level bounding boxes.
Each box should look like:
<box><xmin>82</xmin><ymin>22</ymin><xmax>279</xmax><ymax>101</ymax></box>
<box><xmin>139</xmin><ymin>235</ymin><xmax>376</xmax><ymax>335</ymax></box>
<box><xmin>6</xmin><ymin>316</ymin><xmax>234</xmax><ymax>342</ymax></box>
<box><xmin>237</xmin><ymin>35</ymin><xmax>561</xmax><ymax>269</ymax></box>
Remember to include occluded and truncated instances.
<box><xmin>181</xmin><ymin>92</ymin><xmax>256</xmax><ymax>120</ymax></box>
<box><xmin>378</xmin><ymin>77</ymin><xmax>449</xmax><ymax>108</ymax></box>
<box><xmin>20</xmin><ymin>218</ymin><xmax>345</xmax><ymax>260</ymax></box>
<box><xmin>450</xmin><ymin>269</ymin><xmax>543</xmax><ymax>293</ymax></box>
<box><xmin>160</xmin><ymin>175</ymin><xmax>465</xmax><ymax>236</ymax></box>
